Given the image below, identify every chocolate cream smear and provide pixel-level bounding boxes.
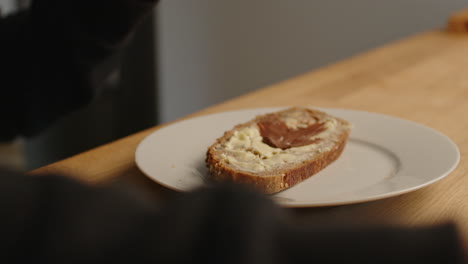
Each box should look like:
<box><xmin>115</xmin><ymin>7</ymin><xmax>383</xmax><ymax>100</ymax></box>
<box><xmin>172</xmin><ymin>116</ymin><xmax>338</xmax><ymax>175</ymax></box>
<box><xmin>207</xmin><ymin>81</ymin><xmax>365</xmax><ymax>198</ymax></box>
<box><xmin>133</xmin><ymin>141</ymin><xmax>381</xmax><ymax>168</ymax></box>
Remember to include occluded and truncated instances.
<box><xmin>257</xmin><ymin>114</ymin><xmax>326</xmax><ymax>149</ymax></box>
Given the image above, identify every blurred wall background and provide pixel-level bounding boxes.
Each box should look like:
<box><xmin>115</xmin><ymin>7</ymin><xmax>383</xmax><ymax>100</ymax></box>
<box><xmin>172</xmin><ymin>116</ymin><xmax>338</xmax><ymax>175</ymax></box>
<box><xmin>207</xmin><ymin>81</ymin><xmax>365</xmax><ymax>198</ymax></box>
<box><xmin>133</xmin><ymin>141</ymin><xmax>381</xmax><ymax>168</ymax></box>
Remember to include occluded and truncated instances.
<box><xmin>0</xmin><ymin>0</ymin><xmax>14</xmax><ymax>13</ymax></box>
<box><xmin>156</xmin><ymin>0</ymin><xmax>467</xmax><ymax>122</ymax></box>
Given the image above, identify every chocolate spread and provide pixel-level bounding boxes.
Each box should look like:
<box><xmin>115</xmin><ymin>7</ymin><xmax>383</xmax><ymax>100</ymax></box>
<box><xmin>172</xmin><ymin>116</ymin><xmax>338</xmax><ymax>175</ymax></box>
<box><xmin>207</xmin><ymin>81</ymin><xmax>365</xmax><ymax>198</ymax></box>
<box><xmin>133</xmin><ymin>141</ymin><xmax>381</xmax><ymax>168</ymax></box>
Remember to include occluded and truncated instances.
<box><xmin>257</xmin><ymin>114</ymin><xmax>325</xmax><ymax>149</ymax></box>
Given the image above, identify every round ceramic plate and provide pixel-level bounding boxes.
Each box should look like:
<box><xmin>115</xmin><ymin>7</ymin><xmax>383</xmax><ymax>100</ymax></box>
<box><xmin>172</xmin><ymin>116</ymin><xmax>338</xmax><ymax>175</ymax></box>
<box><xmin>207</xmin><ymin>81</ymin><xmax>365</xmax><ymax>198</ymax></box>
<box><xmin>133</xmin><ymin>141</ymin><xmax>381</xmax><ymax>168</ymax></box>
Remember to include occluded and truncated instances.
<box><xmin>135</xmin><ymin>108</ymin><xmax>460</xmax><ymax>207</ymax></box>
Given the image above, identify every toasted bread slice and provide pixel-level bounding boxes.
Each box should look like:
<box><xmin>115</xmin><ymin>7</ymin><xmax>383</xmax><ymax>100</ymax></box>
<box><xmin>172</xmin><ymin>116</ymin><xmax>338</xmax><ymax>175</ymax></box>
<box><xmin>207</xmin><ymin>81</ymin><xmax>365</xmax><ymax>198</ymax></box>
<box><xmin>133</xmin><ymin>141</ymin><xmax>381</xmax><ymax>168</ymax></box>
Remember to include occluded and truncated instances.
<box><xmin>205</xmin><ymin>107</ymin><xmax>351</xmax><ymax>194</ymax></box>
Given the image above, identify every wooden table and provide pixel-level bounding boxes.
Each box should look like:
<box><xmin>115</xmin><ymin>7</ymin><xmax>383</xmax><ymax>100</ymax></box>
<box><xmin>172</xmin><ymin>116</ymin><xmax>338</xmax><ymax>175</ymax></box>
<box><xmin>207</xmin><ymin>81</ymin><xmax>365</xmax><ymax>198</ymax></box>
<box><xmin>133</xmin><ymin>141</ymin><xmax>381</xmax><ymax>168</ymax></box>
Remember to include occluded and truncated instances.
<box><xmin>32</xmin><ymin>27</ymin><xmax>468</xmax><ymax>237</ymax></box>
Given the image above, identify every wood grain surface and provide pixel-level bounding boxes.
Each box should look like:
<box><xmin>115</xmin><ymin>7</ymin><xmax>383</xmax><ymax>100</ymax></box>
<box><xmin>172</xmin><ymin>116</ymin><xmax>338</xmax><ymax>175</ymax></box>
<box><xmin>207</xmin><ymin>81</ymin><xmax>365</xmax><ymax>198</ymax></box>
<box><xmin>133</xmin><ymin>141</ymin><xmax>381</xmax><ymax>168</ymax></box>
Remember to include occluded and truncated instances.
<box><xmin>31</xmin><ymin>29</ymin><xmax>468</xmax><ymax>238</ymax></box>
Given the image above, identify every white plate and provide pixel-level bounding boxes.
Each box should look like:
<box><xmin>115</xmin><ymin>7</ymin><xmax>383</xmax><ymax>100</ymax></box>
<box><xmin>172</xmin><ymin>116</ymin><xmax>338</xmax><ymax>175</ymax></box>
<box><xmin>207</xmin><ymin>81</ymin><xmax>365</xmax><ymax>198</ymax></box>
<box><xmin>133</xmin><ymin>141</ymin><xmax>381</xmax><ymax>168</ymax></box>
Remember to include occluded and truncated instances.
<box><xmin>135</xmin><ymin>108</ymin><xmax>460</xmax><ymax>207</ymax></box>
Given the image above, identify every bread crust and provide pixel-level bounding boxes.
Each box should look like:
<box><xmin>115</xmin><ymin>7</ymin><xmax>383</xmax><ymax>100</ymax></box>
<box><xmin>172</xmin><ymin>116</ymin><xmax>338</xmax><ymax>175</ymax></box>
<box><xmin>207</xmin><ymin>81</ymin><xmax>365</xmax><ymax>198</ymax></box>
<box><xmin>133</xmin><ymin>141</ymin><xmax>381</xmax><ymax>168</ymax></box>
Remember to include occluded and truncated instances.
<box><xmin>206</xmin><ymin>107</ymin><xmax>351</xmax><ymax>194</ymax></box>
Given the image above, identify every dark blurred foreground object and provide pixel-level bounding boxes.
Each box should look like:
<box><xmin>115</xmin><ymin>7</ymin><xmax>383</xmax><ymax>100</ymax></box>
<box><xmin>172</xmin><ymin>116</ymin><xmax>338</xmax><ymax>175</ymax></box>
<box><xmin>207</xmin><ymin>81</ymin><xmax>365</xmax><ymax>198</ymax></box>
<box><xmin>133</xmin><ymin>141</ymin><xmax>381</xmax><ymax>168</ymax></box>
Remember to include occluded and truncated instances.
<box><xmin>0</xmin><ymin>0</ymin><xmax>158</xmax><ymax>168</ymax></box>
<box><xmin>0</xmin><ymin>168</ymin><xmax>465</xmax><ymax>263</ymax></box>
<box><xmin>447</xmin><ymin>8</ymin><xmax>468</xmax><ymax>33</ymax></box>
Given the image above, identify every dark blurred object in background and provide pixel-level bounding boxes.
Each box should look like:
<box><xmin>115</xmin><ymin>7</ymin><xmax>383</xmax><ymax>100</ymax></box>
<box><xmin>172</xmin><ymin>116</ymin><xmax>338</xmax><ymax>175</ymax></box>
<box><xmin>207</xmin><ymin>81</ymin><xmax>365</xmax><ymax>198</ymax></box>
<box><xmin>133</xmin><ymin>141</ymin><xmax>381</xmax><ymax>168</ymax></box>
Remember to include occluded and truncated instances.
<box><xmin>0</xmin><ymin>0</ymin><xmax>158</xmax><ymax>169</ymax></box>
<box><xmin>24</xmin><ymin>14</ymin><xmax>158</xmax><ymax>169</ymax></box>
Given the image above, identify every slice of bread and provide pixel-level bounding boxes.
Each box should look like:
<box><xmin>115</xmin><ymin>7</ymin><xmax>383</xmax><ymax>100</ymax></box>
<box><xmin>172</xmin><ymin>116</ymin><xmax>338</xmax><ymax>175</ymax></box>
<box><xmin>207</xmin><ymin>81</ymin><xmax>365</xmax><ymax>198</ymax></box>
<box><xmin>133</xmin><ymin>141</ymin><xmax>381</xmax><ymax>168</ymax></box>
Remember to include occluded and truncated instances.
<box><xmin>205</xmin><ymin>107</ymin><xmax>351</xmax><ymax>194</ymax></box>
